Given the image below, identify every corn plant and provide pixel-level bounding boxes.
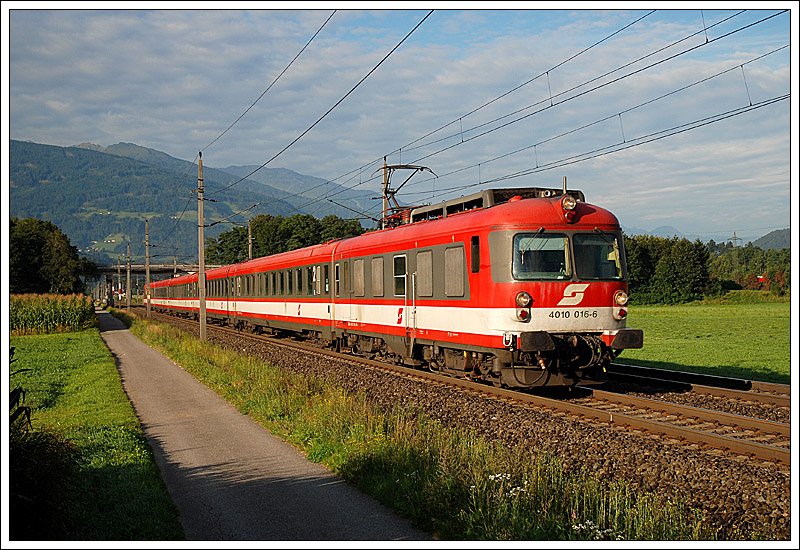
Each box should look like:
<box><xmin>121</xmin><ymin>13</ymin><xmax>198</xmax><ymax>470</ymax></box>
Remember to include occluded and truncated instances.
<box><xmin>10</xmin><ymin>294</ymin><xmax>96</xmax><ymax>335</ymax></box>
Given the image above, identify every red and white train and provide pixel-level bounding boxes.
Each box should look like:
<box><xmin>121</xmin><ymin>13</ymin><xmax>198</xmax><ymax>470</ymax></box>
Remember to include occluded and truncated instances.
<box><xmin>147</xmin><ymin>186</ymin><xmax>643</xmax><ymax>388</ymax></box>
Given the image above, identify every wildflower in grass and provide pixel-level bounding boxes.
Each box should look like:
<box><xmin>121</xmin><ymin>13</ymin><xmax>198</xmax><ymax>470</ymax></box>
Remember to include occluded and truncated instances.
<box><xmin>571</xmin><ymin>519</ymin><xmax>624</xmax><ymax>541</ymax></box>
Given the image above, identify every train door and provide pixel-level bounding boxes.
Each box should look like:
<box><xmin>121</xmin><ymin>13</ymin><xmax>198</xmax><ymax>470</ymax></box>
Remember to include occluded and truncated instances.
<box><xmin>230</xmin><ymin>273</ymin><xmax>239</xmax><ymax>319</ymax></box>
<box><xmin>409</xmin><ymin>270</ymin><xmax>417</xmax><ymax>351</ymax></box>
<box><xmin>326</xmin><ymin>261</ymin><xmax>334</xmax><ymax>335</ymax></box>
<box><xmin>334</xmin><ymin>260</ymin><xmax>354</xmax><ymax>323</ymax></box>
<box><xmin>392</xmin><ymin>254</ymin><xmax>413</xmax><ymax>349</ymax></box>
<box><xmin>224</xmin><ymin>268</ymin><xmax>233</xmax><ymax>319</ymax></box>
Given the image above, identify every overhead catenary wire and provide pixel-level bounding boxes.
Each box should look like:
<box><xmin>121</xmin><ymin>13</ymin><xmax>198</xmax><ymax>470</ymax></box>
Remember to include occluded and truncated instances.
<box><xmin>405</xmin><ymin>9</ymin><xmax>788</xmax><ymax>167</ymax></box>
<box><xmin>287</xmin><ymin>10</ymin><xmax>759</xmax><ymax>212</ymax></box>
<box><xmin>396</xmin><ymin>9</ymin><xmax>748</xmax><ymax>157</ymax></box>
<box><xmin>268</xmin><ymin>9</ymin><xmax>662</xmax><ymax>210</ymax></box>
<box><xmin>291</xmin><ymin>9</ymin><xmax>787</xmax><ymax>212</ymax></box>
<box><xmin>399</xmin><ymin>94</ymin><xmax>788</xmax><ymax>199</ymax></box>
<box><xmin>144</xmin><ymin>13</ymin><xmax>337</xmax><ymax>259</ymax></box>
<box><xmin>395</xmin><ymin>44</ymin><xmax>790</xmax><ymax>197</ymax></box>
<box><xmin>201</xmin><ymin>10</ymin><xmax>336</xmax><ymax>153</ymax></box>
<box><xmin>207</xmin><ymin>10</ymin><xmax>435</xmax><ymax>198</ymax></box>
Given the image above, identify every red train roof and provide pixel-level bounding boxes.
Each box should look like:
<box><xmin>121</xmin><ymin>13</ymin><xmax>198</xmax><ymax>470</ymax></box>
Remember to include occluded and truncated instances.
<box><xmin>152</xmin><ymin>191</ymin><xmax>621</xmax><ymax>285</ymax></box>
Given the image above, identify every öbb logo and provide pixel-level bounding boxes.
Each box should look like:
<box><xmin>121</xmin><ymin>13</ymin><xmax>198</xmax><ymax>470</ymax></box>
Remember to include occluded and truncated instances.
<box><xmin>557</xmin><ymin>284</ymin><xmax>590</xmax><ymax>306</ymax></box>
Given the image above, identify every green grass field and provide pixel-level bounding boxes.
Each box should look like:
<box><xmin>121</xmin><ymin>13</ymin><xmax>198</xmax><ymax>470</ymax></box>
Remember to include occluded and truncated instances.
<box><xmin>619</xmin><ymin>296</ymin><xmax>791</xmax><ymax>384</ymax></box>
<box><xmin>9</xmin><ymin>329</ymin><xmax>184</xmax><ymax>540</ymax></box>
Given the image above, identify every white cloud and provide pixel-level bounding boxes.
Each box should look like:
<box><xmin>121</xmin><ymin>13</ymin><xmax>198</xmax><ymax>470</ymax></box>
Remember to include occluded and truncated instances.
<box><xmin>5</xmin><ymin>7</ymin><xmax>795</xmax><ymax>240</ymax></box>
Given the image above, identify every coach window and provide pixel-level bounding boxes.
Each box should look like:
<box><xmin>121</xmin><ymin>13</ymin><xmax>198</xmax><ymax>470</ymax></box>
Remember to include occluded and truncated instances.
<box><xmin>471</xmin><ymin>236</ymin><xmax>480</xmax><ymax>273</ymax></box>
<box><xmin>444</xmin><ymin>247</ymin><xmax>465</xmax><ymax>297</ymax></box>
<box><xmin>353</xmin><ymin>259</ymin><xmax>365</xmax><ymax>297</ymax></box>
<box><xmin>307</xmin><ymin>266</ymin><xmax>315</xmax><ymax>295</ymax></box>
<box><xmin>334</xmin><ymin>263</ymin><xmax>341</xmax><ymax>297</ymax></box>
<box><xmin>288</xmin><ymin>269</ymin><xmax>294</xmax><ymax>295</ymax></box>
<box><xmin>393</xmin><ymin>255</ymin><xmax>407</xmax><ymax>297</ymax></box>
<box><xmin>323</xmin><ymin>265</ymin><xmax>330</xmax><ymax>294</ymax></box>
<box><xmin>372</xmin><ymin>257</ymin><xmax>384</xmax><ymax>297</ymax></box>
<box><xmin>417</xmin><ymin>250</ymin><xmax>433</xmax><ymax>297</ymax></box>
<box><xmin>295</xmin><ymin>268</ymin><xmax>302</xmax><ymax>295</ymax></box>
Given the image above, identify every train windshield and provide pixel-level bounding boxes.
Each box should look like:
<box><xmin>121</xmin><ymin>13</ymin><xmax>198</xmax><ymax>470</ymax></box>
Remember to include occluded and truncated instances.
<box><xmin>513</xmin><ymin>232</ymin><xmax>571</xmax><ymax>280</ymax></box>
<box><xmin>573</xmin><ymin>232</ymin><xmax>624</xmax><ymax>280</ymax></box>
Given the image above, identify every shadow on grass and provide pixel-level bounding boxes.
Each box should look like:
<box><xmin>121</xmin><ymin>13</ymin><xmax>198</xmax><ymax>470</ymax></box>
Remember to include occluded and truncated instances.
<box><xmin>9</xmin><ymin>424</ymin><xmax>185</xmax><ymax>541</ymax></box>
<box><xmin>614</xmin><ymin>358</ymin><xmax>789</xmax><ymax>385</ymax></box>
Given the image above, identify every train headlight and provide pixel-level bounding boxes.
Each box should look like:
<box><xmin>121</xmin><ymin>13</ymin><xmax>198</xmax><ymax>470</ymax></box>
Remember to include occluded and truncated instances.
<box><xmin>515</xmin><ymin>291</ymin><xmax>532</xmax><ymax>322</ymax></box>
<box><xmin>561</xmin><ymin>195</ymin><xmax>578</xmax><ymax>223</ymax></box>
<box><xmin>515</xmin><ymin>291</ymin><xmax>533</xmax><ymax>308</ymax></box>
<box><xmin>614</xmin><ymin>290</ymin><xmax>629</xmax><ymax>306</ymax></box>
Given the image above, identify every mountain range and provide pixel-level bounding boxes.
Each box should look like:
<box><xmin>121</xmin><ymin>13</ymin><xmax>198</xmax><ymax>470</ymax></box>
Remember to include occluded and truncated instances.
<box><xmin>8</xmin><ymin>139</ymin><xmax>790</xmax><ymax>265</ymax></box>
<box><xmin>9</xmin><ymin>140</ymin><xmax>379</xmax><ymax>264</ymax></box>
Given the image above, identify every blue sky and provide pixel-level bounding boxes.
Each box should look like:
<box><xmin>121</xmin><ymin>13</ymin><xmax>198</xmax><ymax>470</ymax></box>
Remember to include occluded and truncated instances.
<box><xmin>3</xmin><ymin>4</ymin><xmax>797</xmax><ymax>243</ymax></box>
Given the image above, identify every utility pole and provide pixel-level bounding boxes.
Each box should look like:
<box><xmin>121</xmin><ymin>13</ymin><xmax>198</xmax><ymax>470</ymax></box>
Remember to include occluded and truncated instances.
<box><xmin>248</xmin><ymin>219</ymin><xmax>253</xmax><ymax>260</ymax></box>
<box><xmin>117</xmin><ymin>255</ymin><xmax>121</xmax><ymax>306</ymax></box>
<box><xmin>381</xmin><ymin>156</ymin><xmax>389</xmax><ymax>230</ymax></box>
<box><xmin>145</xmin><ymin>219</ymin><xmax>151</xmax><ymax>318</ymax></box>
<box><xmin>126</xmin><ymin>242</ymin><xmax>131</xmax><ymax>312</ymax></box>
<box><xmin>198</xmin><ymin>152</ymin><xmax>207</xmax><ymax>341</ymax></box>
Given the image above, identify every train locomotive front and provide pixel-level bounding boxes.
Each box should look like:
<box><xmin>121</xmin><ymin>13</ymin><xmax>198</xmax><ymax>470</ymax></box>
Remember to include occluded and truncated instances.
<box><xmin>400</xmin><ymin>187</ymin><xmax>643</xmax><ymax>388</ymax></box>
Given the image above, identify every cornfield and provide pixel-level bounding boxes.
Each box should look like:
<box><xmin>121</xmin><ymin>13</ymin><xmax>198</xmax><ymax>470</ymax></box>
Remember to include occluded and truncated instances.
<box><xmin>10</xmin><ymin>294</ymin><xmax>97</xmax><ymax>335</ymax></box>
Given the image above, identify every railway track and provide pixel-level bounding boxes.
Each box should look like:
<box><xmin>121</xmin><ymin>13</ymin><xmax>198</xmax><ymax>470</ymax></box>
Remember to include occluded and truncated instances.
<box><xmin>605</xmin><ymin>362</ymin><xmax>791</xmax><ymax>407</ymax></box>
<box><xmin>137</xmin><ymin>308</ymin><xmax>791</xmax><ymax>468</ymax></box>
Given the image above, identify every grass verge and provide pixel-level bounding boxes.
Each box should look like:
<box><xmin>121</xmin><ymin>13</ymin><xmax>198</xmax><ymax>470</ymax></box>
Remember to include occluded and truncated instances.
<box><xmin>9</xmin><ymin>329</ymin><xmax>184</xmax><ymax>540</ymax></box>
<box><xmin>121</xmin><ymin>311</ymin><xmax>719</xmax><ymax>541</ymax></box>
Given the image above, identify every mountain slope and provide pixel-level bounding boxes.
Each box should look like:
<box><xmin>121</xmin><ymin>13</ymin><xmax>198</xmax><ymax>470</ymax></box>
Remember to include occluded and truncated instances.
<box><xmin>752</xmin><ymin>229</ymin><xmax>790</xmax><ymax>250</ymax></box>
<box><xmin>10</xmin><ymin>140</ymin><xmax>299</xmax><ymax>263</ymax></box>
<box><xmin>82</xmin><ymin>142</ymin><xmax>380</xmax><ymax>223</ymax></box>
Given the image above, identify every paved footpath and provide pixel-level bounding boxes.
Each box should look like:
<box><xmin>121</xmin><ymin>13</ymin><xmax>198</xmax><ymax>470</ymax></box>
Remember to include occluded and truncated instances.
<box><xmin>97</xmin><ymin>310</ymin><xmax>430</xmax><ymax>541</ymax></box>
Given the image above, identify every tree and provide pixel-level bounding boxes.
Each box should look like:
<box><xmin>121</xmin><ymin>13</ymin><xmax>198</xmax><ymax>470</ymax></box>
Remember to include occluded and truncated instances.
<box><xmin>205</xmin><ymin>226</ymin><xmax>248</xmax><ymax>265</ymax></box>
<box><xmin>650</xmin><ymin>238</ymin><xmax>714</xmax><ymax>303</ymax></box>
<box><xmin>206</xmin><ymin>213</ymin><xmax>366</xmax><ymax>262</ymax></box>
<box><xmin>250</xmin><ymin>214</ymin><xmax>288</xmax><ymax>257</ymax></box>
<box><xmin>319</xmin><ymin>215</ymin><xmax>364</xmax><ymax>243</ymax></box>
<box><xmin>280</xmin><ymin>214</ymin><xmax>322</xmax><ymax>251</ymax></box>
<box><xmin>10</xmin><ymin>217</ymin><xmax>93</xmax><ymax>294</ymax></box>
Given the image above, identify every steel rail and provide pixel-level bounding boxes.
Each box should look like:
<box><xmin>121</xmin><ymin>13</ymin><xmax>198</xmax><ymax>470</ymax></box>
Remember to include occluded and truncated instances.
<box><xmin>583</xmin><ymin>388</ymin><xmax>790</xmax><ymax>437</ymax></box>
<box><xmin>607</xmin><ymin>363</ymin><xmax>790</xmax><ymax>407</ymax></box>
